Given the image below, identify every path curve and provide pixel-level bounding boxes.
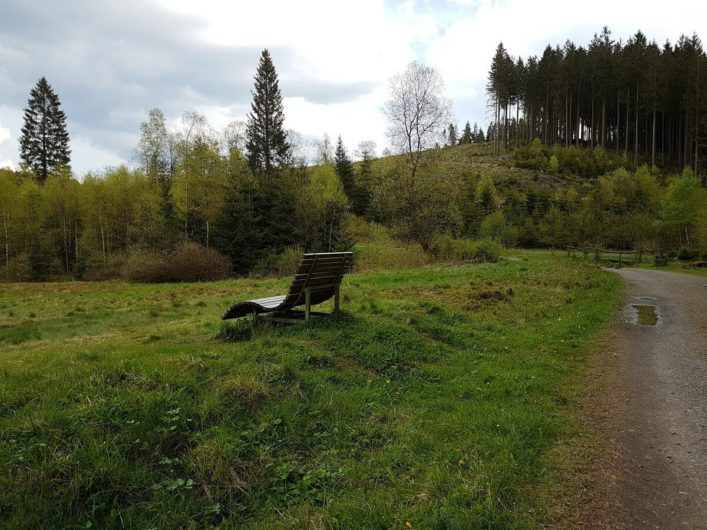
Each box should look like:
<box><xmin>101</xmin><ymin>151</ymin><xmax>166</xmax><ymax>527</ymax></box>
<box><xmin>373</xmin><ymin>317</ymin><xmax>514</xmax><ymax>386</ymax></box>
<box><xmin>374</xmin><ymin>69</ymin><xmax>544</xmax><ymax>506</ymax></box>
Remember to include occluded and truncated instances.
<box><xmin>590</xmin><ymin>268</ymin><xmax>707</xmax><ymax>529</ymax></box>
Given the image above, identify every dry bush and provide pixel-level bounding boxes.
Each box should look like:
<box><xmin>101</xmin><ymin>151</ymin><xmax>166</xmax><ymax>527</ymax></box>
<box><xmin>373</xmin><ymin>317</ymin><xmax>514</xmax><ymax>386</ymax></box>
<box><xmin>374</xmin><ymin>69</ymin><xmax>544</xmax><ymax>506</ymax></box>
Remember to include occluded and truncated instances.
<box><xmin>121</xmin><ymin>243</ymin><xmax>231</xmax><ymax>282</ymax></box>
<box><xmin>84</xmin><ymin>253</ymin><xmax>127</xmax><ymax>281</ymax></box>
<box><xmin>168</xmin><ymin>242</ymin><xmax>231</xmax><ymax>281</ymax></box>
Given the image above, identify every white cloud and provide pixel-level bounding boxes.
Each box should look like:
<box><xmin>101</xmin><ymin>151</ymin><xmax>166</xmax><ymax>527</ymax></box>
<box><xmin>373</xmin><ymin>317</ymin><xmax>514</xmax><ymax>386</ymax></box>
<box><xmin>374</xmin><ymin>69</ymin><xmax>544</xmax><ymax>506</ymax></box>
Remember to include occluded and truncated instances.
<box><xmin>71</xmin><ymin>136</ymin><xmax>127</xmax><ymax>177</ymax></box>
<box><xmin>0</xmin><ymin>112</ymin><xmax>18</xmax><ymax>169</ymax></box>
<box><xmin>0</xmin><ymin>126</ymin><xmax>10</xmax><ymax>148</ymax></box>
<box><xmin>426</xmin><ymin>0</ymin><xmax>706</xmax><ymax>125</ymax></box>
<box><xmin>3</xmin><ymin>0</ymin><xmax>707</xmax><ymax>172</ymax></box>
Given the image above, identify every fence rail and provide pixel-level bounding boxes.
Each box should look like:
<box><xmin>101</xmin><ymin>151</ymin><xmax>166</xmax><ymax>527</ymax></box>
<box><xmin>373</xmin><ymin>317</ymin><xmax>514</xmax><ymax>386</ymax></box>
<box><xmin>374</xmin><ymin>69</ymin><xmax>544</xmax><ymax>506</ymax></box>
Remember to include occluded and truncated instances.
<box><xmin>566</xmin><ymin>246</ymin><xmax>659</xmax><ymax>266</ymax></box>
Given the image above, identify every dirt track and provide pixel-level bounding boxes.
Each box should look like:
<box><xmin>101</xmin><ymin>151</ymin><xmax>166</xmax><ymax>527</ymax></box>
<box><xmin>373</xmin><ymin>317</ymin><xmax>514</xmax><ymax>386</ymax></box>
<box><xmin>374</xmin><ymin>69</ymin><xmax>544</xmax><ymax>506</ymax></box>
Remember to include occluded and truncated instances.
<box><xmin>585</xmin><ymin>269</ymin><xmax>707</xmax><ymax>529</ymax></box>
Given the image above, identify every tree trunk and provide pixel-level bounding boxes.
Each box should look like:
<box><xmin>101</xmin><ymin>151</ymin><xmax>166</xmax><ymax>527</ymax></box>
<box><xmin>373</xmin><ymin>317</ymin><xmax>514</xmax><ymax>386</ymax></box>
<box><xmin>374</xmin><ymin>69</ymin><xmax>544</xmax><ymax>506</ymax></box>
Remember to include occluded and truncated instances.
<box><xmin>616</xmin><ymin>89</ymin><xmax>620</xmax><ymax>153</ymax></box>
<box><xmin>634</xmin><ymin>82</ymin><xmax>639</xmax><ymax>164</ymax></box>
<box><xmin>515</xmin><ymin>101</ymin><xmax>520</xmax><ymax>148</ymax></box>
<box><xmin>601</xmin><ymin>98</ymin><xmax>606</xmax><ymax>149</ymax></box>
<box><xmin>576</xmin><ymin>84</ymin><xmax>581</xmax><ymax>147</ymax></box>
<box><xmin>695</xmin><ymin>55</ymin><xmax>700</xmax><ymax>178</ymax></box>
<box><xmin>565</xmin><ymin>81</ymin><xmax>569</xmax><ymax>147</ymax></box>
<box><xmin>2</xmin><ymin>210</ymin><xmax>8</xmax><ymax>277</ymax></box>
<box><xmin>591</xmin><ymin>93</ymin><xmax>595</xmax><ymax>147</ymax></box>
<box><xmin>625</xmin><ymin>88</ymin><xmax>630</xmax><ymax>158</ymax></box>
<box><xmin>568</xmin><ymin>92</ymin><xmax>573</xmax><ymax>146</ymax></box>
<box><xmin>543</xmin><ymin>81</ymin><xmax>550</xmax><ymax>145</ymax></box>
<box><xmin>652</xmin><ymin>97</ymin><xmax>657</xmax><ymax>168</ymax></box>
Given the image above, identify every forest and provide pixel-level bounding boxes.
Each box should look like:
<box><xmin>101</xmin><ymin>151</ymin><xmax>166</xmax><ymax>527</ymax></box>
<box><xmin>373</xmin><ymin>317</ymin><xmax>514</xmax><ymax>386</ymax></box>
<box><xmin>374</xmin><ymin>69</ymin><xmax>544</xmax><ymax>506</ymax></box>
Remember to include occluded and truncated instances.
<box><xmin>1</xmin><ymin>30</ymin><xmax>706</xmax><ymax>283</ymax></box>
<box><xmin>487</xmin><ymin>28</ymin><xmax>707</xmax><ymax>175</ymax></box>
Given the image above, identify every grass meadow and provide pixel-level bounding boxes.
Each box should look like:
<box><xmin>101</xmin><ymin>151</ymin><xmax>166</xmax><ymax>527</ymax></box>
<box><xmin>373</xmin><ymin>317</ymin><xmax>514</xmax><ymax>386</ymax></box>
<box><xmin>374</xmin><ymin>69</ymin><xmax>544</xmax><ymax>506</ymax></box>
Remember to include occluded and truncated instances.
<box><xmin>0</xmin><ymin>253</ymin><xmax>620</xmax><ymax>529</ymax></box>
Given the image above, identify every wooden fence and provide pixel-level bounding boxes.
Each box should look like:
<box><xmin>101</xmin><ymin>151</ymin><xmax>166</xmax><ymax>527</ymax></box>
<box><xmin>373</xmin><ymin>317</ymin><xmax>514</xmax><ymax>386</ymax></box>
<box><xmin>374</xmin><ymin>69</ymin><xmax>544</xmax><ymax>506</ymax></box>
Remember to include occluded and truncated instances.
<box><xmin>566</xmin><ymin>246</ymin><xmax>659</xmax><ymax>267</ymax></box>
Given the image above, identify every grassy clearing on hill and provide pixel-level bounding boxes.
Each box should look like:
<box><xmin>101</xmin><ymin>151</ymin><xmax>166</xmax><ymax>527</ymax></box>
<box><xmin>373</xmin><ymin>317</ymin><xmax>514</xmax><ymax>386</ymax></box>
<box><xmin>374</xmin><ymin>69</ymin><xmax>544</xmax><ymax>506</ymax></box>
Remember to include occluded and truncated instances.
<box><xmin>0</xmin><ymin>253</ymin><xmax>620</xmax><ymax>529</ymax></box>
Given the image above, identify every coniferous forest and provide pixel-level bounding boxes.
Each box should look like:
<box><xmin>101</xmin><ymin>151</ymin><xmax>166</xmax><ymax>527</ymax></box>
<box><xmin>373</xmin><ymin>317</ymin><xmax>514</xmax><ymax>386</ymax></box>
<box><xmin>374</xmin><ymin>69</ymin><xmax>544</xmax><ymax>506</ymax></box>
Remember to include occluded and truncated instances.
<box><xmin>487</xmin><ymin>28</ymin><xmax>707</xmax><ymax>174</ymax></box>
<box><xmin>1</xmin><ymin>31</ymin><xmax>707</xmax><ymax>283</ymax></box>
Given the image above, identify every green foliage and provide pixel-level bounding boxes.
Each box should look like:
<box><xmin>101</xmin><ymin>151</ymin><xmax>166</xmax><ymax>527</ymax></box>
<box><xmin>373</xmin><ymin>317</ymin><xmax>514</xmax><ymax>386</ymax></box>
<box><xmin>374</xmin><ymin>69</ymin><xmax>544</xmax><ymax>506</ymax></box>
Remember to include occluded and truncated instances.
<box><xmin>295</xmin><ymin>164</ymin><xmax>349</xmax><ymax>252</ymax></box>
<box><xmin>513</xmin><ymin>140</ymin><xmax>624</xmax><ymax>177</ymax></box>
<box><xmin>371</xmin><ymin>157</ymin><xmax>462</xmax><ymax>251</ymax></box>
<box><xmin>659</xmin><ymin>170</ymin><xmax>706</xmax><ymax>252</ymax></box>
<box><xmin>334</xmin><ymin>136</ymin><xmax>355</xmax><ymax>201</ymax></box>
<box><xmin>435</xmin><ymin>236</ymin><xmax>502</xmax><ymax>262</ymax></box>
<box><xmin>250</xmin><ymin>245</ymin><xmax>304</xmax><ymax>277</ymax></box>
<box><xmin>479</xmin><ymin>212</ymin><xmax>518</xmax><ymax>247</ymax></box>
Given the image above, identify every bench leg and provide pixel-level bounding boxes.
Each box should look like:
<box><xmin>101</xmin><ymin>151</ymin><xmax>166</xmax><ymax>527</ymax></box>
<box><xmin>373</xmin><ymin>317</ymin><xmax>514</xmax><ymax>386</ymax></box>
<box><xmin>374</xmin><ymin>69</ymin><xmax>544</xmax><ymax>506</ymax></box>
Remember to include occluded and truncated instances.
<box><xmin>334</xmin><ymin>285</ymin><xmax>340</xmax><ymax>318</ymax></box>
<box><xmin>305</xmin><ymin>288</ymin><xmax>311</xmax><ymax>322</ymax></box>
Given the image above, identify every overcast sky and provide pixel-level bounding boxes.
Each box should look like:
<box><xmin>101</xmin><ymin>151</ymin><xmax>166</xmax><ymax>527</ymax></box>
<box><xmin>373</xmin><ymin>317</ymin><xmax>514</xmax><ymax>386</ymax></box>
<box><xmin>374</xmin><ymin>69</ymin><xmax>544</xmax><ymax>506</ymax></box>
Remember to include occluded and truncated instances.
<box><xmin>0</xmin><ymin>0</ymin><xmax>705</xmax><ymax>174</ymax></box>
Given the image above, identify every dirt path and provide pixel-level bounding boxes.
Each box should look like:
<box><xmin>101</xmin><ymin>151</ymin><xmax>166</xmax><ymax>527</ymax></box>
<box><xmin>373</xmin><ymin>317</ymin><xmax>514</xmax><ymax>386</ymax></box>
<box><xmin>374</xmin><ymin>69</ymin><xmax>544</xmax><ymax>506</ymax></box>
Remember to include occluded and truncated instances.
<box><xmin>584</xmin><ymin>268</ymin><xmax>707</xmax><ymax>529</ymax></box>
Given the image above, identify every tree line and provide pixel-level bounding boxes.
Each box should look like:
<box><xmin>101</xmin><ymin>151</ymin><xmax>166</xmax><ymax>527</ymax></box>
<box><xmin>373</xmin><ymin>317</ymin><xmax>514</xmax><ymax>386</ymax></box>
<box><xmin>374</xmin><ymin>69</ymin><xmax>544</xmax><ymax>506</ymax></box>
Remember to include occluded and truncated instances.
<box><xmin>487</xmin><ymin>28</ymin><xmax>707</xmax><ymax>181</ymax></box>
<box><xmin>1</xmin><ymin>50</ymin><xmax>372</xmax><ymax>280</ymax></box>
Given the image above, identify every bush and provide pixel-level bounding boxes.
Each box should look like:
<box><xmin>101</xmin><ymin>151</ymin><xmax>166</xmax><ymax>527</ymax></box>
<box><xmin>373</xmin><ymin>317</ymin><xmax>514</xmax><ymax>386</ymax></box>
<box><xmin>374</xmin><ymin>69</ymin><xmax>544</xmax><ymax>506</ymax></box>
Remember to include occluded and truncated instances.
<box><xmin>472</xmin><ymin>240</ymin><xmax>502</xmax><ymax>263</ymax></box>
<box><xmin>121</xmin><ymin>243</ymin><xmax>231</xmax><ymax>282</ymax></box>
<box><xmin>250</xmin><ymin>246</ymin><xmax>304</xmax><ymax>278</ymax></box>
<box><xmin>434</xmin><ymin>236</ymin><xmax>501</xmax><ymax>263</ymax></box>
<box><xmin>353</xmin><ymin>242</ymin><xmax>430</xmax><ymax>272</ymax></box>
<box><xmin>435</xmin><ymin>236</ymin><xmax>478</xmax><ymax>261</ymax></box>
<box><xmin>341</xmin><ymin>215</ymin><xmax>390</xmax><ymax>243</ymax></box>
<box><xmin>3</xmin><ymin>253</ymin><xmax>33</xmax><ymax>282</ymax></box>
<box><xmin>84</xmin><ymin>254</ymin><xmax>127</xmax><ymax>281</ymax></box>
<box><xmin>168</xmin><ymin>242</ymin><xmax>231</xmax><ymax>281</ymax></box>
<box><xmin>676</xmin><ymin>247</ymin><xmax>699</xmax><ymax>261</ymax></box>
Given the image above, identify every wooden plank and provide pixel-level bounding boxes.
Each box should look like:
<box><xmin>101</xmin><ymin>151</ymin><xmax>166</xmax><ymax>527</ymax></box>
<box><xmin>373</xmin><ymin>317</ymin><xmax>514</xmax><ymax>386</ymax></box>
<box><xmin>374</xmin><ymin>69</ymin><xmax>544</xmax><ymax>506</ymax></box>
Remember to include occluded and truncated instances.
<box><xmin>251</xmin><ymin>295</ymin><xmax>287</xmax><ymax>304</ymax></box>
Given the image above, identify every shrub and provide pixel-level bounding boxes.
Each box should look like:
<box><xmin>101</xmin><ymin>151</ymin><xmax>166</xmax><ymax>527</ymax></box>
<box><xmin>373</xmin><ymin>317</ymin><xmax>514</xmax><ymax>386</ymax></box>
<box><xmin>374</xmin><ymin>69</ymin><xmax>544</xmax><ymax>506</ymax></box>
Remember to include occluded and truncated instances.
<box><xmin>3</xmin><ymin>253</ymin><xmax>33</xmax><ymax>282</ymax></box>
<box><xmin>676</xmin><ymin>247</ymin><xmax>699</xmax><ymax>261</ymax></box>
<box><xmin>121</xmin><ymin>243</ymin><xmax>231</xmax><ymax>282</ymax></box>
<box><xmin>435</xmin><ymin>236</ymin><xmax>501</xmax><ymax>263</ymax></box>
<box><xmin>250</xmin><ymin>246</ymin><xmax>304</xmax><ymax>278</ymax></box>
<box><xmin>121</xmin><ymin>248</ymin><xmax>168</xmax><ymax>282</ymax></box>
<box><xmin>353</xmin><ymin>242</ymin><xmax>431</xmax><ymax>272</ymax></box>
<box><xmin>341</xmin><ymin>215</ymin><xmax>390</xmax><ymax>243</ymax></box>
<box><xmin>168</xmin><ymin>242</ymin><xmax>231</xmax><ymax>281</ymax></box>
<box><xmin>472</xmin><ymin>239</ymin><xmax>502</xmax><ymax>263</ymax></box>
<box><xmin>84</xmin><ymin>254</ymin><xmax>126</xmax><ymax>281</ymax></box>
<box><xmin>479</xmin><ymin>212</ymin><xmax>518</xmax><ymax>247</ymax></box>
<box><xmin>435</xmin><ymin>236</ymin><xmax>478</xmax><ymax>261</ymax></box>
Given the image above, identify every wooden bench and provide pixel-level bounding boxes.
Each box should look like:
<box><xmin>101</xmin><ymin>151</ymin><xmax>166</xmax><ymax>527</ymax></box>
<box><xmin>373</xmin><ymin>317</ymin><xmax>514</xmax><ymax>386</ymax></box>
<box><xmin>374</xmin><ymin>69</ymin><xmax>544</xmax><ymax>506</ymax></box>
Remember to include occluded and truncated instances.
<box><xmin>222</xmin><ymin>251</ymin><xmax>353</xmax><ymax>323</ymax></box>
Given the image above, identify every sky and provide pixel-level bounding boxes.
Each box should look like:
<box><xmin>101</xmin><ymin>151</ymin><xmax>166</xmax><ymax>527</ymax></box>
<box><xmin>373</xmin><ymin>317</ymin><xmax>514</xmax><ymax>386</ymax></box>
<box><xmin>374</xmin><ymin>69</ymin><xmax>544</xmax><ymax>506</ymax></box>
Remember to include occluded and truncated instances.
<box><xmin>0</xmin><ymin>0</ymin><xmax>705</xmax><ymax>174</ymax></box>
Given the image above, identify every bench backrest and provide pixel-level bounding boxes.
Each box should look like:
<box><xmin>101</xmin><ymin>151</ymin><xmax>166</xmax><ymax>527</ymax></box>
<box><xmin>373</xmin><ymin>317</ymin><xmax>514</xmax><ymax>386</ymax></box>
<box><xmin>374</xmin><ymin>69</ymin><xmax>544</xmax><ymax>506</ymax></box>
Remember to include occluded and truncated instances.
<box><xmin>283</xmin><ymin>252</ymin><xmax>353</xmax><ymax>308</ymax></box>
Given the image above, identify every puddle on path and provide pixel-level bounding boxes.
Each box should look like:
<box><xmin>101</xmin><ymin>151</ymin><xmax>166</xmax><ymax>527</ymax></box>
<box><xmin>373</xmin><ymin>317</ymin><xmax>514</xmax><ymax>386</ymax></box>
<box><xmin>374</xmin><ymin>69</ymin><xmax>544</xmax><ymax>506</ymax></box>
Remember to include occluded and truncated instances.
<box><xmin>631</xmin><ymin>304</ymin><xmax>658</xmax><ymax>326</ymax></box>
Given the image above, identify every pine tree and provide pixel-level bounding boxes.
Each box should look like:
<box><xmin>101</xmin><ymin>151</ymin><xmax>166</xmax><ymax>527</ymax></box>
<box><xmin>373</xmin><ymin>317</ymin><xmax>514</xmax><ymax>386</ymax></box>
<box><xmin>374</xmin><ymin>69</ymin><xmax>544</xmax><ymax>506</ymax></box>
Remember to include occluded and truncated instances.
<box><xmin>245</xmin><ymin>50</ymin><xmax>290</xmax><ymax>177</ymax></box>
<box><xmin>447</xmin><ymin>123</ymin><xmax>458</xmax><ymax>146</ymax></box>
<box><xmin>461</xmin><ymin>121</ymin><xmax>473</xmax><ymax>144</ymax></box>
<box><xmin>19</xmin><ymin>77</ymin><xmax>71</xmax><ymax>183</ymax></box>
<box><xmin>334</xmin><ymin>135</ymin><xmax>354</xmax><ymax>200</ymax></box>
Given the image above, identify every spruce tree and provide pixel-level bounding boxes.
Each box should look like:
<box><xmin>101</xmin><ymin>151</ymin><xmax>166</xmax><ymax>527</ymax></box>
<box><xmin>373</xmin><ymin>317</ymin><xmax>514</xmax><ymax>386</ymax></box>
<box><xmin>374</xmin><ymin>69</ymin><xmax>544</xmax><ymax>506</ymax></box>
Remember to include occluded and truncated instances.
<box><xmin>334</xmin><ymin>135</ymin><xmax>354</xmax><ymax>200</ymax></box>
<box><xmin>19</xmin><ymin>77</ymin><xmax>71</xmax><ymax>183</ymax></box>
<box><xmin>461</xmin><ymin>121</ymin><xmax>473</xmax><ymax>144</ymax></box>
<box><xmin>245</xmin><ymin>49</ymin><xmax>290</xmax><ymax>177</ymax></box>
<box><xmin>447</xmin><ymin>123</ymin><xmax>457</xmax><ymax>146</ymax></box>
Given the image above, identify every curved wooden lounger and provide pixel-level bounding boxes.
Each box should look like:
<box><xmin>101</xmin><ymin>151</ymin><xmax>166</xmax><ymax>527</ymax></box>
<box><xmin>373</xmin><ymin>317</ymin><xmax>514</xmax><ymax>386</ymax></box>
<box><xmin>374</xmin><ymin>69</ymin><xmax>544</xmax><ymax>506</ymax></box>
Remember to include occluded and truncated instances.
<box><xmin>222</xmin><ymin>252</ymin><xmax>353</xmax><ymax>323</ymax></box>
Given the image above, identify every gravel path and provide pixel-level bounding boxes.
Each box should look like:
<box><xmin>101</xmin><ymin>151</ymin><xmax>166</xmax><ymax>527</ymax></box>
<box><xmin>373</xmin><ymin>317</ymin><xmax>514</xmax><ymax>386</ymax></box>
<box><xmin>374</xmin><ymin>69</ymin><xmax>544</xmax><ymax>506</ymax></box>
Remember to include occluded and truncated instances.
<box><xmin>588</xmin><ymin>269</ymin><xmax>707</xmax><ymax>529</ymax></box>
